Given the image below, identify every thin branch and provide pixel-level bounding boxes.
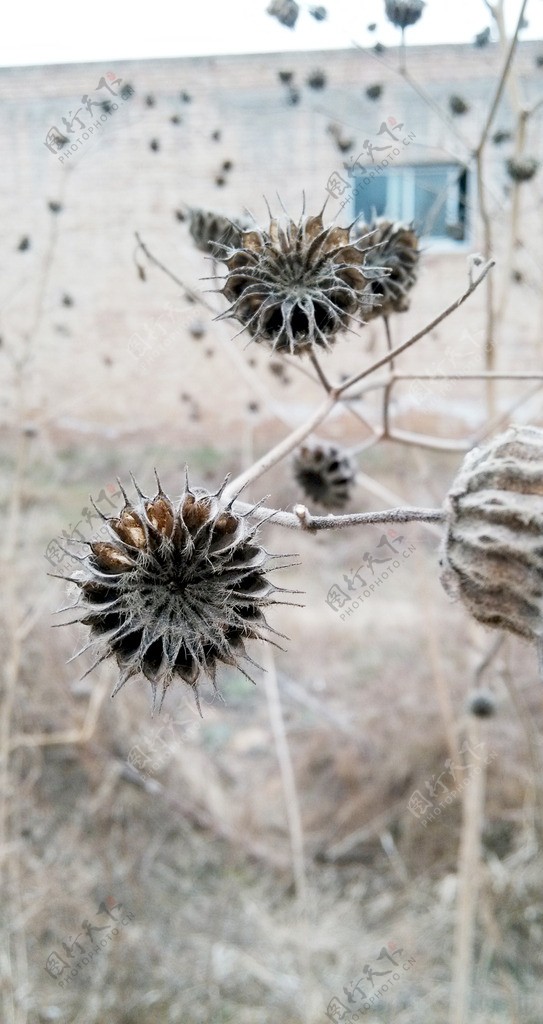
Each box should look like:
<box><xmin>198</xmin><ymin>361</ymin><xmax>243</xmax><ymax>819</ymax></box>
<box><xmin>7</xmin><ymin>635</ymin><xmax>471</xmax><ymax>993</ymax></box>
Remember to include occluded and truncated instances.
<box><xmin>476</xmin><ymin>0</ymin><xmax>529</xmax><ymax>154</ymax></box>
<box><xmin>223</xmin><ymin>393</ymin><xmax>336</xmax><ymax>503</ymax></box>
<box><xmin>336</xmin><ymin>260</ymin><xmax>495</xmax><ymax>397</ymax></box>
<box><xmin>232</xmin><ymin>500</ymin><xmax>445</xmax><ymax>532</ymax></box>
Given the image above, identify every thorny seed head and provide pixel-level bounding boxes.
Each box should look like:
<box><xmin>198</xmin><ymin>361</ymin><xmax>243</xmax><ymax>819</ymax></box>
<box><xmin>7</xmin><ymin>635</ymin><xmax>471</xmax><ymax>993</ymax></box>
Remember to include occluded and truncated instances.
<box><xmin>440</xmin><ymin>425</ymin><xmax>543</xmax><ymax>646</ymax></box>
<box><xmin>293</xmin><ymin>441</ymin><xmax>356</xmax><ymax>510</ymax></box>
<box><xmin>384</xmin><ymin>0</ymin><xmax>425</xmax><ymax>30</ymax></box>
<box><xmin>353</xmin><ymin>219</ymin><xmax>420</xmax><ymax>320</ymax></box>
<box><xmin>267</xmin><ymin>0</ymin><xmax>299</xmax><ymax>28</ymax></box>
<box><xmin>505</xmin><ymin>157</ymin><xmax>539</xmax><ymax>183</ymax></box>
<box><xmin>188</xmin><ymin>207</ymin><xmax>248</xmax><ymax>255</ymax></box>
<box><xmin>56</xmin><ymin>474</ymin><xmax>297</xmax><ymax>713</ymax></box>
<box><xmin>216</xmin><ymin>209</ymin><xmax>388</xmax><ymax>355</ymax></box>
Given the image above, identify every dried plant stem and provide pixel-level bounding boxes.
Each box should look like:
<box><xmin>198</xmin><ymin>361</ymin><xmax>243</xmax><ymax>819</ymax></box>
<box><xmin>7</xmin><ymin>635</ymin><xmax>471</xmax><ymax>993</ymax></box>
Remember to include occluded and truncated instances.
<box><xmin>450</xmin><ymin>718</ymin><xmax>487</xmax><ymax>1024</ymax></box>
<box><xmin>474</xmin><ymin>0</ymin><xmax>528</xmax><ymax>419</ymax></box>
<box><xmin>232</xmin><ymin>500</ymin><xmax>444</xmax><ymax>531</ymax></box>
<box><xmin>223</xmin><ymin>393</ymin><xmax>336</xmax><ymax>502</ymax></box>
<box><xmin>262</xmin><ymin>646</ymin><xmax>311</xmax><ymax>1023</ymax></box>
<box><xmin>337</xmin><ymin>260</ymin><xmax>494</xmax><ymax>396</ymax></box>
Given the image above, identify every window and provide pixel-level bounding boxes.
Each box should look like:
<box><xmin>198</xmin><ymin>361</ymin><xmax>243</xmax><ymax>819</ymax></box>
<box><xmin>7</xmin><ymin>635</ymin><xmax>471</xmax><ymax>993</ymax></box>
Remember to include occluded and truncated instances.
<box><xmin>353</xmin><ymin>163</ymin><xmax>469</xmax><ymax>245</ymax></box>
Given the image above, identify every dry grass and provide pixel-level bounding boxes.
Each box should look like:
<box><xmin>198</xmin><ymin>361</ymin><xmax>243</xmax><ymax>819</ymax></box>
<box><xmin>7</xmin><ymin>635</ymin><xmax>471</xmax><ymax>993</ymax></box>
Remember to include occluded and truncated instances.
<box><xmin>1</xmin><ymin>426</ymin><xmax>542</xmax><ymax>1024</ymax></box>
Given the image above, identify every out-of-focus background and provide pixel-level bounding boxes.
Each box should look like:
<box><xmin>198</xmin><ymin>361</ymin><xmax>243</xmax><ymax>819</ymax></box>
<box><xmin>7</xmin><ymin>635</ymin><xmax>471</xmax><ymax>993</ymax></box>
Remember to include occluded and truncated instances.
<box><xmin>1</xmin><ymin>2</ymin><xmax>543</xmax><ymax>1022</ymax></box>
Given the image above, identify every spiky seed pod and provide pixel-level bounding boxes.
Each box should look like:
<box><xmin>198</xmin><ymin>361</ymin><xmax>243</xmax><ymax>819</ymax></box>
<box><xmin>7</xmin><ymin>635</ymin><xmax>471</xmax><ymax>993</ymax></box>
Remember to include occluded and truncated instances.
<box><xmin>293</xmin><ymin>442</ymin><xmax>356</xmax><ymax>510</ymax></box>
<box><xmin>58</xmin><ymin>476</ymin><xmax>294</xmax><ymax>710</ymax></box>
<box><xmin>440</xmin><ymin>426</ymin><xmax>543</xmax><ymax>649</ymax></box>
<box><xmin>307</xmin><ymin>70</ymin><xmax>326</xmax><ymax>90</ymax></box>
<box><xmin>354</xmin><ymin>219</ymin><xmax>420</xmax><ymax>320</ymax></box>
<box><xmin>467</xmin><ymin>689</ymin><xmax>496</xmax><ymax>718</ymax></box>
<box><xmin>188</xmin><ymin>207</ymin><xmax>247</xmax><ymax>255</ymax></box>
<box><xmin>384</xmin><ymin>0</ymin><xmax>424</xmax><ymax>30</ymax></box>
<box><xmin>449</xmin><ymin>95</ymin><xmax>469</xmax><ymax>116</ymax></box>
<box><xmin>267</xmin><ymin>0</ymin><xmax>299</xmax><ymax>28</ymax></box>
<box><xmin>506</xmin><ymin>157</ymin><xmax>539</xmax><ymax>183</ymax></box>
<box><xmin>365</xmin><ymin>83</ymin><xmax>383</xmax><ymax>101</ymax></box>
<box><xmin>217</xmin><ymin>211</ymin><xmax>386</xmax><ymax>355</ymax></box>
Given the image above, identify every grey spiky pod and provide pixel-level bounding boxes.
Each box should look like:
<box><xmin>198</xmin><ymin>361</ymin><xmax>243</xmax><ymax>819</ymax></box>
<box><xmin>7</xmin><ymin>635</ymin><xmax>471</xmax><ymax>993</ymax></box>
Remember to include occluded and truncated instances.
<box><xmin>384</xmin><ymin>0</ymin><xmax>425</xmax><ymax>30</ymax></box>
<box><xmin>188</xmin><ymin>207</ymin><xmax>247</xmax><ymax>255</ymax></box>
<box><xmin>217</xmin><ymin>210</ymin><xmax>386</xmax><ymax>355</ymax></box>
<box><xmin>467</xmin><ymin>689</ymin><xmax>497</xmax><ymax>718</ymax></box>
<box><xmin>506</xmin><ymin>157</ymin><xmax>539</xmax><ymax>183</ymax></box>
<box><xmin>293</xmin><ymin>442</ymin><xmax>356</xmax><ymax>509</ymax></box>
<box><xmin>58</xmin><ymin>475</ymin><xmax>294</xmax><ymax>711</ymax></box>
<box><xmin>354</xmin><ymin>219</ymin><xmax>420</xmax><ymax>320</ymax></box>
<box><xmin>440</xmin><ymin>426</ymin><xmax>543</xmax><ymax>647</ymax></box>
<box><xmin>267</xmin><ymin>0</ymin><xmax>299</xmax><ymax>28</ymax></box>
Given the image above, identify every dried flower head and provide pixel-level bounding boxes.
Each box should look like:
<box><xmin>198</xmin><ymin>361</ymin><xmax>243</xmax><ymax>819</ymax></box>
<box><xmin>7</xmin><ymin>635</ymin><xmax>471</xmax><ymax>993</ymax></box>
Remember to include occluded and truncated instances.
<box><xmin>307</xmin><ymin>69</ymin><xmax>327</xmax><ymax>89</ymax></box>
<box><xmin>467</xmin><ymin>689</ymin><xmax>496</xmax><ymax>718</ymax></box>
<box><xmin>217</xmin><ymin>209</ymin><xmax>386</xmax><ymax>355</ymax></box>
<box><xmin>384</xmin><ymin>0</ymin><xmax>425</xmax><ymax>30</ymax></box>
<box><xmin>267</xmin><ymin>0</ymin><xmax>299</xmax><ymax>28</ymax></box>
<box><xmin>506</xmin><ymin>157</ymin><xmax>539</xmax><ymax>183</ymax></box>
<box><xmin>293</xmin><ymin>442</ymin><xmax>356</xmax><ymax>509</ymax></box>
<box><xmin>449</xmin><ymin>95</ymin><xmax>470</xmax><ymax>116</ymax></box>
<box><xmin>365</xmin><ymin>83</ymin><xmax>383</xmax><ymax>101</ymax></box>
<box><xmin>353</xmin><ymin>219</ymin><xmax>420</xmax><ymax>320</ymax></box>
<box><xmin>440</xmin><ymin>425</ymin><xmax>543</xmax><ymax>648</ymax></box>
<box><xmin>57</xmin><ymin>474</ymin><xmax>294</xmax><ymax>710</ymax></box>
<box><xmin>188</xmin><ymin>207</ymin><xmax>247</xmax><ymax>255</ymax></box>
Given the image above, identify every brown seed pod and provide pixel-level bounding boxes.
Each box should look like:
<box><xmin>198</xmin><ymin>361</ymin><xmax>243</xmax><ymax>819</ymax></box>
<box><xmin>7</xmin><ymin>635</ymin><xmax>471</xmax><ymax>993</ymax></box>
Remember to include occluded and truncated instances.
<box><xmin>440</xmin><ymin>425</ymin><xmax>543</xmax><ymax>657</ymax></box>
<box><xmin>384</xmin><ymin>0</ymin><xmax>425</xmax><ymax>30</ymax></box>
<box><xmin>353</xmin><ymin>219</ymin><xmax>420</xmax><ymax>320</ymax></box>
<box><xmin>267</xmin><ymin>0</ymin><xmax>299</xmax><ymax>28</ymax></box>
<box><xmin>506</xmin><ymin>157</ymin><xmax>539</xmax><ymax>183</ymax></box>
<box><xmin>293</xmin><ymin>441</ymin><xmax>356</xmax><ymax>510</ymax></box>
<box><xmin>56</xmin><ymin>474</ymin><xmax>295</xmax><ymax>711</ymax></box>
<box><xmin>217</xmin><ymin>209</ymin><xmax>386</xmax><ymax>355</ymax></box>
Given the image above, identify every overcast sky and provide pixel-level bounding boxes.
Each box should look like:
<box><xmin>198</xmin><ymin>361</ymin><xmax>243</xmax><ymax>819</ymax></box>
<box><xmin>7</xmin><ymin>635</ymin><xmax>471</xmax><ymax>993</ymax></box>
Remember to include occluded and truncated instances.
<box><xmin>1</xmin><ymin>0</ymin><xmax>541</xmax><ymax>68</ymax></box>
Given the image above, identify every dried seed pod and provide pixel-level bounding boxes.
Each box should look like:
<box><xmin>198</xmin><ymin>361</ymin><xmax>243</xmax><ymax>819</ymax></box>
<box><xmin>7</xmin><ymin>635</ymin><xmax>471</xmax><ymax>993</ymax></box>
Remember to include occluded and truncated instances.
<box><xmin>293</xmin><ymin>442</ymin><xmax>356</xmax><ymax>509</ymax></box>
<box><xmin>506</xmin><ymin>157</ymin><xmax>539</xmax><ymax>183</ymax></box>
<box><xmin>353</xmin><ymin>219</ymin><xmax>420</xmax><ymax>319</ymax></box>
<box><xmin>188</xmin><ymin>207</ymin><xmax>247</xmax><ymax>254</ymax></box>
<box><xmin>384</xmin><ymin>0</ymin><xmax>424</xmax><ymax>30</ymax></box>
<box><xmin>218</xmin><ymin>209</ymin><xmax>386</xmax><ymax>354</ymax></box>
<box><xmin>449</xmin><ymin>95</ymin><xmax>469</xmax><ymax>116</ymax></box>
<box><xmin>307</xmin><ymin>70</ymin><xmax>326</xmax><ymax>90</ymax></box>
<box><xmin>365</xmin><ymin>83</ymin><xmax>383</xmax><ymax>101</ymax></box>
<box><xmin>57</xmin><ymin>475</ymin><xmax>295</xmax><ymax>710</ymax></box>
<box><xmin>267</xmin><ymin>0</ymin><xmax>299</xmax><ymax>28</ymax></box>
<box><xmin>467</xmin><ymin>689</ymin><xmax>496</xmax><ymax>718</ymax></box>
<box><xmin>440</xmin><ymin>426</ymin><xmax>543</xmax><ymax>654</ymax></box>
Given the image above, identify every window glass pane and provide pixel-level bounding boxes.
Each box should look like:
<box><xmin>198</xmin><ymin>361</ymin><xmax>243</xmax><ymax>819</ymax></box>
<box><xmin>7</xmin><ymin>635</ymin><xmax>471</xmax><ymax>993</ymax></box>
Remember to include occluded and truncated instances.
<box><xmin>413</xmin><ymin>166</ymin><xmax>453</xmax><ymax>237</ymax></box>
<box><xmin>354</xmin><ymin>175</ymin><xmax>387</xmax><ymax>223</ymax></box>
